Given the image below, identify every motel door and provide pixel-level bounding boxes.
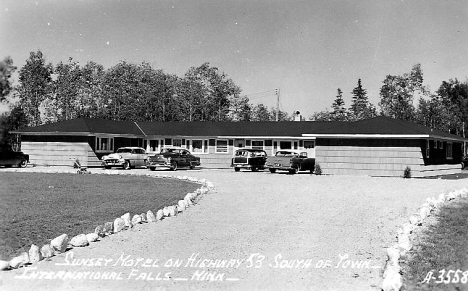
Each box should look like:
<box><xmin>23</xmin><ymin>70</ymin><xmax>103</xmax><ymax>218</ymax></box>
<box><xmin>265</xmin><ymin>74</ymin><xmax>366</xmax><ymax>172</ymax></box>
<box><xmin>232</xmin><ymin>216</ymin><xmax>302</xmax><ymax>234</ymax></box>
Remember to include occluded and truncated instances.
<box><xmin>303</xmin><ymin>140</ymin><xmax>316</xmax><ymax>158</ymax></box>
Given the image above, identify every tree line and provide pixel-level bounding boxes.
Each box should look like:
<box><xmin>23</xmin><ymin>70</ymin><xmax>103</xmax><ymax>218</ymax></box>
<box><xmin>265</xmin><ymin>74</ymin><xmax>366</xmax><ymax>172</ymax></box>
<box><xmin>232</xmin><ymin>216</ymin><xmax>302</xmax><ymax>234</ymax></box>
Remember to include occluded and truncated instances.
<box><xmin>0</xmin><ymin>50</ymin><xmax>290</xmax><ymax>130</ymax></box>
<box><xmin>1</xmin><ymin>51</ymin><xmax>468</xmax><ymax>148</ymax></box>
<box><xmin>310</xmin><ymin>64</ymin><xmax>468</xmax><ymax>137</ymax></box>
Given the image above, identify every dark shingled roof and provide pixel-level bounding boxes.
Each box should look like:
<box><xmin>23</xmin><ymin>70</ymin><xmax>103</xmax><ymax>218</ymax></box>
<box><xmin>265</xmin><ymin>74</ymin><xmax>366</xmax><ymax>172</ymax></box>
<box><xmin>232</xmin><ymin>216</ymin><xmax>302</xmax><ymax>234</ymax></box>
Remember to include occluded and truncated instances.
<box><xmin>13</xmin><ymin>116</ymin><xmax>467</xmax><ymax>141</ymax></box>
<box><xmin>313</xmin><ymin>116</ymin><xmax>465</xmax><ymax>140</ymax></box>
<box><xmin>137</xmin><ymin>121</ymin><xmax>342</xmax><ymax>137</ymax></box>
<box><xmin>14</xmin><ymin>118</ymin><xmax>144</xmax><ymax>135</ymax></box>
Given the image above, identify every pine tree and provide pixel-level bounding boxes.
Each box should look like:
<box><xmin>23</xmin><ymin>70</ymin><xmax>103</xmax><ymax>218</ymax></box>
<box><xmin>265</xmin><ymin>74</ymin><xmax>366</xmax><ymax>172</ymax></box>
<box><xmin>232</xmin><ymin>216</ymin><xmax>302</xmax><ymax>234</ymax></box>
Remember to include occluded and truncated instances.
<box><xmin>331</xmin><ymin>88</ymin><xmax>346</xmax><ymax>120</ymax></box>
<box><xmin>350</xmin><ymin>79</ymin><xmax>376</xmax><ymax>120</ymax></box>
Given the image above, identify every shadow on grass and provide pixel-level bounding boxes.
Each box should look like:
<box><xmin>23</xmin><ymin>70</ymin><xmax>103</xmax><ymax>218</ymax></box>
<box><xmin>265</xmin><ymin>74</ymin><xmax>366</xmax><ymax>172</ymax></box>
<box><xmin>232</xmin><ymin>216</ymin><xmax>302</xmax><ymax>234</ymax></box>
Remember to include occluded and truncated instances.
<box><xmin>0</xmin><ymin>172</ymin><xmax>199</xmax><ymax>260</ymax></box>
<box><xmin>400</xmin><ymin>197</ymin><xmax>468</xmax><ymax>290</ymax></box>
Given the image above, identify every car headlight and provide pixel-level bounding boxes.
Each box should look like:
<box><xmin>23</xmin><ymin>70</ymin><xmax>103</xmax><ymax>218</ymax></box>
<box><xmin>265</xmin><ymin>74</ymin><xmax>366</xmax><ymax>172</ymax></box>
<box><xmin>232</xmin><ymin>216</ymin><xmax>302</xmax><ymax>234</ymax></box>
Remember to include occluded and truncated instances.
<box><xmin>167</xmin><ymin>157</ymin><xmax>172</xmax><ymax>163</ymax></box>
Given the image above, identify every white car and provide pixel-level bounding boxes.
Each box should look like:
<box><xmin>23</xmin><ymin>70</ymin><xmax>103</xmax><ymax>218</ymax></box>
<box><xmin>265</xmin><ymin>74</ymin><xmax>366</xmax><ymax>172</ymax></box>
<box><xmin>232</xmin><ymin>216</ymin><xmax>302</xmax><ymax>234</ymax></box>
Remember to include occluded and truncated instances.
<box><xmin>101</xmin><ymin>147</ymin><xmax>148</xmax><ymax>169</ymax></box>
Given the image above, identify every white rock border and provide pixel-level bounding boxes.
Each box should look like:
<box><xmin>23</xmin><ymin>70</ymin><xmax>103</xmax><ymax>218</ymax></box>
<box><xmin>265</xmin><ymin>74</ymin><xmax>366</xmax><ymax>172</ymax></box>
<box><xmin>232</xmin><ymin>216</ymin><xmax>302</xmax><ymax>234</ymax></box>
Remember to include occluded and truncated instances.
<box><xmin>381</xmin><ymin>187</ymin><xmax>468</xmax><ymax>291</ymax></box>
<box><xmin>0</xmin><ymin>168</ymin><xmax>214</xmax><ymax>271</ymax></box>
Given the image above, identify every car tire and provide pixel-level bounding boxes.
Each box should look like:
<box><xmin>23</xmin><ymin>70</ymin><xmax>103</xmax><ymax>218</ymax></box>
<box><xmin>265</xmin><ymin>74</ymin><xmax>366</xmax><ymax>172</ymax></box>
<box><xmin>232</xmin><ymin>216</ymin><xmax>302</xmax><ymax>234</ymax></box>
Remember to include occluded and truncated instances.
<box><xmin>251</xmin><ymin>167</ymin><xmax>258</xmax><ymax>172</ymax></box>
<box><xmin>18</xmin><ymin>159</ymin><xmax>28</xmax><ymax>168</ymax></box>
<box><xmin>234</xmin><ymin>167</ymin><xmax>240</xmax><ymax>172</ymax></box>
<box><xmin>171</xmin><ymin>161</ymin><xmax>178</xmax><ymax>171</ymax></box>
<box><xmin>123</xmin><ymin>160</ymin><xmax>131</xmax><ymax>170</ymax></box>
<box><xmin>149</xmin><ymin>167</ymin><xmax>156</xmax><ymax>171</ymax></box>
<box><xmin>289</xmin><ymin>168</ymin><xmax>298</xmax><ymax>174</ymax></box>
<box><xmin>269</xmin><ymin>168</ymin><xmax>276</xmax><ymax>173</ymax></box>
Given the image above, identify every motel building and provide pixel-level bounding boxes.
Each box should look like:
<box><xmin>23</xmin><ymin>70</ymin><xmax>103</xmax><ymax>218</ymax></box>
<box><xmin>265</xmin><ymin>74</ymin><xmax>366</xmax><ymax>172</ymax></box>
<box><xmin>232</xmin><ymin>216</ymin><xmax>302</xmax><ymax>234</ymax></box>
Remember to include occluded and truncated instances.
<box><xmin>12</xmin><ymin>116</ymin><xmax>467</xmax><ymax>177</ymax></box>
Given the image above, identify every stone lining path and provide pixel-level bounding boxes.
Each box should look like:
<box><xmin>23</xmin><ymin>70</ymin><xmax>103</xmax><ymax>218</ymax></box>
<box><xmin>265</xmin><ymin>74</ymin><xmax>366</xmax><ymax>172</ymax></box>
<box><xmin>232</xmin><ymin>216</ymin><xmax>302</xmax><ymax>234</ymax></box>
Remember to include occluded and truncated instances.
<box><xmin>1</xmin><ymin>167</ymin><xmax>468</xmax><ymax>291</ymax></box>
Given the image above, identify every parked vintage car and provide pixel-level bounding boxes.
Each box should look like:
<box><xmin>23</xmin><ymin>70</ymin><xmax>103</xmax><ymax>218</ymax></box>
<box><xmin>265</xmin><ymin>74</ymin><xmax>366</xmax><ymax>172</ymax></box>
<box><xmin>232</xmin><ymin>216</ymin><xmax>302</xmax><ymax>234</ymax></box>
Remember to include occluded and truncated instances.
<box><xmin>0</xmin><ymin>146</ymin><xmax>29</xmax><ymax>168</ymax></box>
<box><xmin>101</xmin><ymin>147</ymin><xmax>148</xmax><ymax>169</ymax></box>
<box><xmin>147</xmin><ymin>147</ymin><xmax>201</xmax><ymax>171</ymax></box>
<box><xmin>265</xmin><ymin>150</ymin><xmax>315</xmax><ymax>174</ymax></box>
<box><xmin>231</xmin><ymin>148</ymin><xmax>267</xmax><ymax>172</ymax></box>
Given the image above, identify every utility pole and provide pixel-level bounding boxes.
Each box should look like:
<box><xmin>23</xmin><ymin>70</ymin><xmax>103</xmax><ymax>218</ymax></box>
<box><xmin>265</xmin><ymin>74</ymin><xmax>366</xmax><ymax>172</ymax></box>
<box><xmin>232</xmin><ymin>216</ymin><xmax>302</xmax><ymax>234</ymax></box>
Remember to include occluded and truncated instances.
<box><xmin>464</xmin><ymin>121</ymin><xmax>466</xmax><ymax>155</ymax></box>
<box><xmin>275</xmin><ymin>87</ymin><xmax>280</xmax><ymax>121</ymax></box>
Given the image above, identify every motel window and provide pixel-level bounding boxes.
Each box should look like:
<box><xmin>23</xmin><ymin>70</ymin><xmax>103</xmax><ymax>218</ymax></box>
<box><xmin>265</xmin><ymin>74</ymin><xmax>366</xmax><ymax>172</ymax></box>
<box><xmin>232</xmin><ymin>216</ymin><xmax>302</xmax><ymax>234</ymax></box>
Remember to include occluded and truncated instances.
<box><xmin>440</xmin><ymin>141</ymin><xmax>444</xmax><ymax>149</ymax></box>
<box><xmin>173</xmin><ymin>138</ymin><xmax>182</xmax><ymax>147</ymax></box>
<box><xmin>304</xmin><ymin>140</ymin><xmax>315</xmax><ymax>149</ymax></box>
<box><xmin>191</xmin><ymin>139</ymin><xmax>208</xmax><ymax>154</ymax></box>
<box><xmin>447</xmin><ymin>142</ymin><xmax>453</xmax><ymax>159</ymax></box>
<box><xmin>279</xmin><ymin>141</ymin><xmax>292</xmax><ymax>150</ymax></box>
<box><xmin>234</xmin><ymin>139</ymin><xmax>245</xmax><ymax>148</ymax></box>
<box><xmin>149</xmin><ymin>140</ymin><xmax>159</xmax><ymax>152</ymax></box>
<box><xmin>216</xmin><ymin>140</ymin><xmax>228</xmax><ymax>153</ymax></box>
<box><xmin>96</xmin><ymin>136</ymin><xmax>114</xmax><ymax>152</ymax></box>
<box><xmin>251</xmin><ymin>140</ymin><xmax>264</xmax><ymax>150</ymax></box>
<box><xmin>426</xmin><ymin>139</ymin><xmax>430</xmax><ymax>158</ymax></box>
<box><xmin>294</xmin><ymin>141</ymin><xmax>298</xmax><ymax>150</ymax></box>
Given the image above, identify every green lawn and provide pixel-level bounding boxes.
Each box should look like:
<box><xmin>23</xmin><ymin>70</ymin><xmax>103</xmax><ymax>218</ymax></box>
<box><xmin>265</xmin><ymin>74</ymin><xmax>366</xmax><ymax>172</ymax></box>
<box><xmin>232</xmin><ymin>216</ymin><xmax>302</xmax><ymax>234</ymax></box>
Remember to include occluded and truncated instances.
<box><xmin>401</xmin><ymin>198</ymin><xmax>468</xmax><ymax>290</ymax></box>
<box><xmin>0</xmin><ymin>172</ymin><xmax>198</xmax><ymax>260</ymax></box>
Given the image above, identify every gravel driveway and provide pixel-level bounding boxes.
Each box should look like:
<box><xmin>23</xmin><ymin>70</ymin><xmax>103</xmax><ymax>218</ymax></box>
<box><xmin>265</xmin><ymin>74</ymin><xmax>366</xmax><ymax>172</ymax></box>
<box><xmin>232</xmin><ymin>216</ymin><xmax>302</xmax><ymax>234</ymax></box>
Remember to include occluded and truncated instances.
<box><xmin>1</xmin><ymin>168</ymin><xmax>468</xmax><ymax>291</ymax></box>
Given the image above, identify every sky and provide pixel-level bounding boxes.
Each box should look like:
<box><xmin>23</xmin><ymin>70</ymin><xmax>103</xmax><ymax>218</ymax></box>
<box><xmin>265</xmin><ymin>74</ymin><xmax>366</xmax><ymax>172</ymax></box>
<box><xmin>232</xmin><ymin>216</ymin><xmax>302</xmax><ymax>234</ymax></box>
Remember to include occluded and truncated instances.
<box><xmin>1</xmin><ymin>0</ymin><xmax>468</xmax><ymax>118</ymax></box>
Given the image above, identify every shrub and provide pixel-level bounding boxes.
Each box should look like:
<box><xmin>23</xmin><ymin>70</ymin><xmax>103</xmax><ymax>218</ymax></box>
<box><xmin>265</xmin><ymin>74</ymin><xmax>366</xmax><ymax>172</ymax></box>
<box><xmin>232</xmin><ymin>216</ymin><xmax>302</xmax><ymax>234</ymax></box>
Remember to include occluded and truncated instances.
<box><xmin>403</xmin><ymin>166</ymin><xmax>411</xmax><ymax>178</ymax></box>
<box><xmin>314</xmin><ymin>163</ymin><xmax>322</xmax><ymax>175</ymax></box>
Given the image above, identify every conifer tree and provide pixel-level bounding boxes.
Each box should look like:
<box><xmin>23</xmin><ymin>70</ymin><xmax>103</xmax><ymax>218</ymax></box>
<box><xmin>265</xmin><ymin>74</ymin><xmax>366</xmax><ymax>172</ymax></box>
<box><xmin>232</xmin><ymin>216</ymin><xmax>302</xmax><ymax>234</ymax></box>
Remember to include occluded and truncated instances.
<box><xmin>350</xmin><ymin>79</ymin><xmax>376</xmax><ymax>120</ymax></box>
<box><xmin>331</xmin><ymin>88</ymin><xmax>347</xmax><ymax>121</ymax></box>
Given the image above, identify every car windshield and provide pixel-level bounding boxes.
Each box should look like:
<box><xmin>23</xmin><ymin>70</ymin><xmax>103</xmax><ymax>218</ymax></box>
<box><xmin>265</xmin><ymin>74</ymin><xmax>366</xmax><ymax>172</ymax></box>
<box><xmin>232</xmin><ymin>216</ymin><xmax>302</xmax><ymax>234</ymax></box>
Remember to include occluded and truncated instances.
<box><xmin>161</xmin><ymin>148</ymin><xmax>180</xmax><ymax>154</ymax></box>
<box><xmin>275</xmin><ymin>151</ymin><xmax>296</xmax><ymax>157</ymax></box>
<box><xmin>117</xmin><ymin>148</ymin><xmax>132</xmax><ymax>153</ymax></box>
<box><xmin>236</xmin><ymin>150</ymin><xmax>266</xmax><ymax>157</ymax></box>
<box><xmin>235</xmin><ymin>151</ymin><xmax>248</xmax><ymax>157</ymax></box>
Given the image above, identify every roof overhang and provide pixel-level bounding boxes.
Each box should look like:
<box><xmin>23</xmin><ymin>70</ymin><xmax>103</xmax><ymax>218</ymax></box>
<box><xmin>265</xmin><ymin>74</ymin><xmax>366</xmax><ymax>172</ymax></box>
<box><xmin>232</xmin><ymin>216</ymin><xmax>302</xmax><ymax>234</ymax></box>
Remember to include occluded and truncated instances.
<box><xmin>218</xmin><ymin>136</ymin><xmax>316</xmax><ymax>140</ymax></box>
<box><xmin>303</xmin><ymin>134</ymin><xmax>430</xmax><ymax>139</ymax></box>
<box><xmin>303</xmin><ymin>133</ymin><xmax>467</xmax><ymax>142</ymax></box>
<box><xmin>12</xmin><ymin>131</ymin><xmax>143</xmax><ymax>138</ymax></box>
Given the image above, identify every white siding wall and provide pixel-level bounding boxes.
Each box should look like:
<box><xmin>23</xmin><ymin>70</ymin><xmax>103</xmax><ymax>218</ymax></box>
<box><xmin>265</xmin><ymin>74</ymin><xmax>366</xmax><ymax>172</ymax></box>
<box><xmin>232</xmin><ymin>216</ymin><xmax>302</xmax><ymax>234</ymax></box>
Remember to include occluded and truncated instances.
<box><xmin>21</xmin><ymin>142</ymin><xmax>100</xmax><ymax>167</ymax></box>
<box><xmin>316</xmin><ymin>146</ymin><xmax>461</xmax><ymax>177</ymax></box>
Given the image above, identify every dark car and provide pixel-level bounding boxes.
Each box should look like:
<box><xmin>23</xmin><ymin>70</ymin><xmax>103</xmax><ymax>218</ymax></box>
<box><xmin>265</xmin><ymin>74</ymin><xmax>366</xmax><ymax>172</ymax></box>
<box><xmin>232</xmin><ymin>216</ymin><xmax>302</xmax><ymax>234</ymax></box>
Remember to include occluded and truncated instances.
<box><xmin>265</xmin><ymin>150</ymin><xmax>315</xmax><ymax>174</ymax></box>
<box><xmin>0</xmin><ymin>146</ymin><xmax>29</xmax><ymax>168</ymax></box>
<box><xmin>148</xmin><ymin>147</ymin><xmax>201</xmax><ymax>171</ymax></box>
<box><xmin>231</xmin><ymin>148</ymin><xmax>267</xmax><ymax>172</ymax></box>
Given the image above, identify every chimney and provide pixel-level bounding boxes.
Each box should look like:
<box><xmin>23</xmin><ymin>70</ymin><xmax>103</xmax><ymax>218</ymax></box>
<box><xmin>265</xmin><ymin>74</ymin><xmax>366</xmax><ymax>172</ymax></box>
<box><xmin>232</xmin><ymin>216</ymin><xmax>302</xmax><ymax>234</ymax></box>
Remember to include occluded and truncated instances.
<box><xmin>293</xmin><ymin>110</ymin><xmax>301</xmax><ymax>121</ymax></box>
